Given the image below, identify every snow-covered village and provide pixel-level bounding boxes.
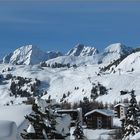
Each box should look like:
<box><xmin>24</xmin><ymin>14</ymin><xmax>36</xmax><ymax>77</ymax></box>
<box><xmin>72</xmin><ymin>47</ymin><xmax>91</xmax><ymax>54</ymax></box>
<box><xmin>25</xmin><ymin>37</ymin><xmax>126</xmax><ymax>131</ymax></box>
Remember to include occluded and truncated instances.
<box><xmin>0</xmin><ymin>0</ymin><xmax>140</xmax><ymax>140</ymax></box>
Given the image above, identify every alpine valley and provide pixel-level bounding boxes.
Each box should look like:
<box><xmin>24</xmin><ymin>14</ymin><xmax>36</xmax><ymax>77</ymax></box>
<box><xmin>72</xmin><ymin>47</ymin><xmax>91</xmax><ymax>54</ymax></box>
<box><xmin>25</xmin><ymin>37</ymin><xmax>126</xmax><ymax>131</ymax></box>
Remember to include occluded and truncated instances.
<box><xmin>1</xmin><ymin>43</ymin><xmax>140</xmax><ymax>140</ymax></box>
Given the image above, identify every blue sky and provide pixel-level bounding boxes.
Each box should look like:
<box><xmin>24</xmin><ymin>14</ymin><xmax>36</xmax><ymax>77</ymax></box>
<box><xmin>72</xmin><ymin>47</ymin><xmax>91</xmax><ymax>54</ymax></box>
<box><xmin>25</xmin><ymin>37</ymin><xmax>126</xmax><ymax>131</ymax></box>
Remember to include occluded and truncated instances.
<box><xmin>0</xmin><ymin>0</ymin><xmax>140</xmax><ymax>57</ymax></box>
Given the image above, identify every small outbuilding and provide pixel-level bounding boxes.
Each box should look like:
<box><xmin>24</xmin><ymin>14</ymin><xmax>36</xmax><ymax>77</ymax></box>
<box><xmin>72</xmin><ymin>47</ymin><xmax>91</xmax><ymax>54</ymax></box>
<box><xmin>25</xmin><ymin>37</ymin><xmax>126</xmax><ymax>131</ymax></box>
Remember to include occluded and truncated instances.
<box><xmin>57</xmin><ymin>108</ymin><xmax>83</xmax><ymax>126</ymax></box>
<box><xmin>85</xmin><ymin>109</ymin><xmax>113</xmax><ymax>129</ymax></box>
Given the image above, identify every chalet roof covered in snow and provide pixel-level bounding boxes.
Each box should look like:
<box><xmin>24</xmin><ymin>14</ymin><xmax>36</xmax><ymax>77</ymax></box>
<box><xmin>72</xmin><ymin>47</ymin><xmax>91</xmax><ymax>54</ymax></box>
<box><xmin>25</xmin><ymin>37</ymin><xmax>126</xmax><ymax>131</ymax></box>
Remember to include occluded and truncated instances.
<box><xmin>85</xmin><ymin>109</ymin><xmax>114</xmax><ymax>117</ymax></box>
<box><xmin>114</xmin><ymin>103</ymin><xmax>128</xmax><ymax>108</ymax></box>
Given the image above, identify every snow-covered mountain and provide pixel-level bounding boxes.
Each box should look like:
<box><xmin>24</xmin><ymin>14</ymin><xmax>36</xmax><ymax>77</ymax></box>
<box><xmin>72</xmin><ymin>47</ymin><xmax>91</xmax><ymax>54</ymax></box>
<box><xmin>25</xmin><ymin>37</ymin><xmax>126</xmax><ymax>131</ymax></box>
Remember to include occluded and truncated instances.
<box><xmin>3</xmin><ymin>45</ymin><xmax>62</xmax><ymax>65</ymax></box>
<box><xmin>101</xmin><ymin>43</ymin><xmax>133</xmax><ymax>64</ymax></box>
<box><xmin>66</xmin><ymin>44</ymin><xmax>98</xmax><ymax>56</ymax></box>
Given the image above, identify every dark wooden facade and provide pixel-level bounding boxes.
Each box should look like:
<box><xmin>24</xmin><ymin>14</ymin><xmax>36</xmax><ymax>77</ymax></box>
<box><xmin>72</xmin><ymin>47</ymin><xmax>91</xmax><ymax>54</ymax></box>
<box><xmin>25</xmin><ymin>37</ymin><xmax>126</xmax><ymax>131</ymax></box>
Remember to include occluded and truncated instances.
<box><xmin>114</xmin><ymin>105</ymin><xmax>121</xmax><ymax>118</ymax></box>
<box><xmin>114</xmin><ymin>103</ymin><xmax>128</xmax><ymax>118</ymax></box>
<box><xmin>85</xmin><ymin>112</ymin><xmax>112</xmax><ymax>129</ymax></box>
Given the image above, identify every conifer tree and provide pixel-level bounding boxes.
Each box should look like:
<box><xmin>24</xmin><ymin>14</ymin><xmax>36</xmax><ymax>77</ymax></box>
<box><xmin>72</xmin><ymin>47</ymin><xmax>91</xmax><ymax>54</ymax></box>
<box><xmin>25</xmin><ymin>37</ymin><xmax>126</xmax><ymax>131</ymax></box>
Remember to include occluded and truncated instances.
<box><xmin>21</xmin><ymin>102</ymin><xmax>49</xmax><ymax>139</ymax></box>
<box><xmin>73</xmin><ymin>121</ymin><xmax>84</xmax><ymax>139</ymax></box>
<box><xmin>123</xmin><ymin>90</ymin><xmax>140</xmax><ymax>139</ymax></box>
<box><xmin>21</xmin><ymin>98</ymin><xmax>71</xmax><ymax>139</ymax></box>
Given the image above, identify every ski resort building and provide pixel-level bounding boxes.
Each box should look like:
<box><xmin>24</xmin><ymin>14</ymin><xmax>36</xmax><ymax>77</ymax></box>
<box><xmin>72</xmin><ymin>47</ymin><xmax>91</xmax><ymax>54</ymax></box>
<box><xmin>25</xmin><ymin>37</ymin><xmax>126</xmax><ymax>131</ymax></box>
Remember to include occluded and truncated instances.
<box><xmin>114</xmin><ymin>103</ymin><xmax>128</xmax><ymax>118</ymax></box>
<box><xmin>85</xmin><ymin>109</ymin><xmax>113</xmax><ymax>129</ymax></box>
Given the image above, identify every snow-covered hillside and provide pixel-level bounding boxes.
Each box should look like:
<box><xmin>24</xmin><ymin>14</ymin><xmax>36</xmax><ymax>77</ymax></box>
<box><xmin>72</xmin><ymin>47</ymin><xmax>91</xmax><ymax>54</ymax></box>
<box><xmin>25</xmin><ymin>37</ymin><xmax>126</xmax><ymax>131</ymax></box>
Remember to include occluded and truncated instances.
<box><xmin>3</xmin><ymin>45</ymin><xmax>62</xmax><ymax>65</ymax></box>
<box><xmin>0</xmin><ymin>61</ymin><xmax>140</xmax><ymax>105</ymax></box>
<box><xmin>44</xmin><ymin>55</ymin><xmax>100</xmax><ymax>66</ymax></box>
<box><xmin>116</xmin><ymin>51</ymin><xmax>140</xmax><ymax>72</ymax></box>
<box><xmin>66</xmin><ymin>44</ymin><xmax>98</xmax><ymax>56</ymax></box>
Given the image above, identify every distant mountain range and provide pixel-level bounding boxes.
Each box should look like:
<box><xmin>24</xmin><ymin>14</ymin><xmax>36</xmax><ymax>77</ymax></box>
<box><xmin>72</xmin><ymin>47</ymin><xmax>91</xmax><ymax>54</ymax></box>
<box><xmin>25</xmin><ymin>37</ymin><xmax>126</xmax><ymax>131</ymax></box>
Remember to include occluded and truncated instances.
<box><xmin>2</xmin><ymin>43</ymin><xmax>133</xmax><ymax>65</ymax></box>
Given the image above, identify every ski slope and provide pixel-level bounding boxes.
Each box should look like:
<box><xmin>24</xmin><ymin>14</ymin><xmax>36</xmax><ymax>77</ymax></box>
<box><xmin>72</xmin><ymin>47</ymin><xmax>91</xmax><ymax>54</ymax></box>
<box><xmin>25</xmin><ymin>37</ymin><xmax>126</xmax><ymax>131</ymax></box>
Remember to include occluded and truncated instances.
<box><xmin>0</xmin><ymin>62</ymin><xmax>140</xmax><ymax>104</ymax></box>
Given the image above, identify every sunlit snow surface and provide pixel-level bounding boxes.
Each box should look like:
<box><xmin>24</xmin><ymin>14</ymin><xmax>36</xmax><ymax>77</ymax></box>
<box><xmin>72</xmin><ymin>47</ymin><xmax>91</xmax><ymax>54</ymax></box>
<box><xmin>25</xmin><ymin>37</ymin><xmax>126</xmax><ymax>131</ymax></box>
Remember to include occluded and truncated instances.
<box><xmin>1</xmin><ymin>60</ymin><xmax>140</xmax><ymax>104</ymax></box>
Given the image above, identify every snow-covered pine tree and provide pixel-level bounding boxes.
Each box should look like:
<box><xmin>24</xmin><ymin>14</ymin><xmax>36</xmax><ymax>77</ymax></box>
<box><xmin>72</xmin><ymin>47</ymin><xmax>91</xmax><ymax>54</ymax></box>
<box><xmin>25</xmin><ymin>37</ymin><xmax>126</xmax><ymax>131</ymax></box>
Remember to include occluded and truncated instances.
<box><xmin>90</xmin><ymin>82</ymin><xmax>108</xmax><ymax>100</ymax></box>
<box><xmin>73</xmin><ymin>121</ymin><xmax>84</xmax><ymax>139</ymax></box>
<box><xmin>21</xmin><ymin>98</ymin><xmax>71</xmax><ymax>140</ymax></box>
<box><xmin>123</xmin><ymin>90</ymin><xmax>140</xmax><ymax>139</ymax></box>
<box><xmin>90</xmin><ymin>84</ymin><xmax>98</xmax><ymax>100</ymax></box>
<box><xmin>80</xmin><ymin>97</ymin><xmax>91</xmax><ymax>115</ymax></box>
<box><xmin>21</xmin><ymin>102</ymin><xmax>50</xmax><ymax>139</ymax></box>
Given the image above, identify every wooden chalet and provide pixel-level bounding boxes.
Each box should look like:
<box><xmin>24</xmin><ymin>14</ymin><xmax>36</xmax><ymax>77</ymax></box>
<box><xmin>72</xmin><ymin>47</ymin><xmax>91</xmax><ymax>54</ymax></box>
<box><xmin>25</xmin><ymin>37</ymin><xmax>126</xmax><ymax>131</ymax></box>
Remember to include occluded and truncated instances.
<box><xmin>114</xmin><ymin>103</ymin><xmax>128</xmax><ymax>118</ymax></box>
<box><xmin>85</xmin><ymin>109</ymin><xmax>113</xmax><ymax>129</ymax></box>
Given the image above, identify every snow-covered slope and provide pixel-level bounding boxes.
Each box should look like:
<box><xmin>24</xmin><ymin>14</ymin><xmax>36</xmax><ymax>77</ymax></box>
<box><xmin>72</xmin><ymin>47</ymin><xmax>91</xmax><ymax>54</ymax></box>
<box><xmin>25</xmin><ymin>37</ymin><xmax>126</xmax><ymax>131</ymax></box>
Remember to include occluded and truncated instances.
<box><xmin>66</xmin><ymin>44</ymin><xmax>98</xmax><ymax>56</ymax></box>
<box><xmin>101</xmin><ymin>43</ymin><xmax>133</xmax><ymax>64</ymax></box>
<box><xmin>3</xmin><ymin>45</ymin><xmax>62</xmax><ymax>65</ymax></box>
<box><xmin>116</xmin><ymin>51</ymin><xmax>140</xmax><ymax>72</ymax></box>
<box><xmin>44</xmin><ymin>55</ymin><xmax>100</xmax><ymax>66</ymax></box>
<box><xmin>1</xmin><ymin>62</ymin><xmax>140</xmax><ymax>105</ymax></box>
